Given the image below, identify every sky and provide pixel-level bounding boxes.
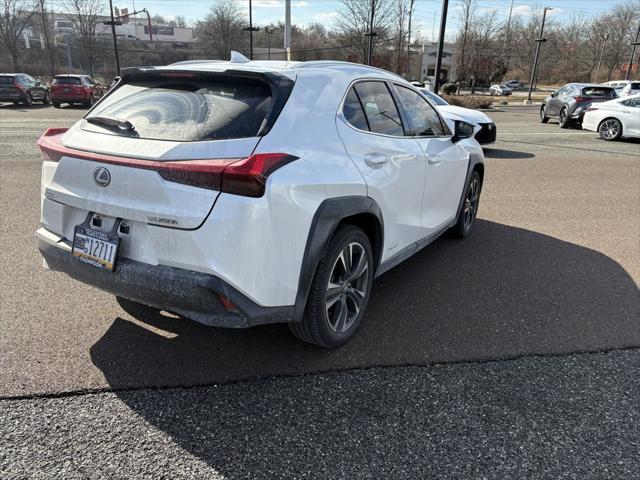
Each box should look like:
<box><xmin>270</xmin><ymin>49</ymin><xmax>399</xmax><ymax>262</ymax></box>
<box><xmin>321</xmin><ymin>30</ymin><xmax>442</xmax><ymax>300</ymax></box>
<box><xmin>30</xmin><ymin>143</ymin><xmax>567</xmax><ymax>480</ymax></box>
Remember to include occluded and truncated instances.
<box><xmin>110</xmin><ymin>0</ymin><xmax>621</xmax><ymax>42</ymax></box>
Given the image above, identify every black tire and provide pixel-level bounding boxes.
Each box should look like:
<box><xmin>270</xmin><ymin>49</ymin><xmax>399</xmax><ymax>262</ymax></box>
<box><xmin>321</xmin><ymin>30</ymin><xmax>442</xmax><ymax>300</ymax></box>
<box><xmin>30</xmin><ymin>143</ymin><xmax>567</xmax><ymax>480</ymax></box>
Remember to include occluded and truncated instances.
<box><xmin>42</xmin><ymin>91</ymin><xmax>51</xmax><ymax>104</ymax></box>
<box><xmin>452</xmin><ymin>170</ymin><xmax>482</xmax><ymax>238</ymax></box>
<box><xmin>558</xmin><ymin>108</ymin><xmax>569</xmax><ymax>129</ymax></box>
<box><xmin>598</xmin><ymin>118</ymin><xmax>623</xmax><ymax>141</ymax></box>
<box><xmin>84</xmin><ymin>95</ymin><xmax>94</xmax><ymax>107</ymax></box>
<box><xmin>22</xmin><ymin>93</ymin><xmax>33</xmax><ymax>107</ymax></box>
<box><xmin>53</xmin><ymin>102</ymin><xmax>61</xmax><ymax>108</ymax></box>
<box><xmin>12</xmin><ymin>101</ymin><xmax>19</xmax><ymax>106</ymax></box>
<box><xmin>289</xmin><ymin>225</ymin><xmax>374</xmax><ymax>348</ymax></box>
<box><xmin>540</xmin><ymin>104</ymin><xmax>549</xmax><ymax>123</ymax></box>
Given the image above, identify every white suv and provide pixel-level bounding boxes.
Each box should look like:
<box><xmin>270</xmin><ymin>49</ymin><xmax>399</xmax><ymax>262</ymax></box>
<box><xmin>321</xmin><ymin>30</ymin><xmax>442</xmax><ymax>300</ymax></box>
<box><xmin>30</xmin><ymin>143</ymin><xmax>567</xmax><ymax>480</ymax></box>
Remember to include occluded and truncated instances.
<box><xmin>36</xmin><ymin>57</ymin><xmax>485</xmax><ymax>348</ymax></box>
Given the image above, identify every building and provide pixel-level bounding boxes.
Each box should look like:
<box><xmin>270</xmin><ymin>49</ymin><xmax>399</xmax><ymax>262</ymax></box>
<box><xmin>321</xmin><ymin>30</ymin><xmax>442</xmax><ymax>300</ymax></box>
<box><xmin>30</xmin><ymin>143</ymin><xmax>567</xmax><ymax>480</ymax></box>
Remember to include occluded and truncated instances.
<box><xmin>420</xmin><ymin>43</ymin><xmax>456</xmax><ymax>84</ymax></box>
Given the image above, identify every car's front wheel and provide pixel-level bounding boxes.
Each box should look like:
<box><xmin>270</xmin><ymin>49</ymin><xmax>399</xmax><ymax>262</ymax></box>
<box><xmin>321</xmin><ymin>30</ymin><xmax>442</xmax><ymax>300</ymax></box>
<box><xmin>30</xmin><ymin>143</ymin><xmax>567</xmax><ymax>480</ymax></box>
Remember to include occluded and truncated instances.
<box><xmin>22</xmin><ymin>93</ymin><xmax>33</xmax><ymax>107</ymax></box>
<box><xmin>290</xmin><ymin>225</ymin><xmax>374</xmax><ymax>348</ymax></box>
<box><xmin>452</xmin><ymin>170</ymin><xmax>482</xmax><ymax>238</ymax></box>
<box><xmin>598</xmin><ymin>118</ymin><xmax>622</xmax><ymax>141</ymax></box>
<box><xmin>540</xmin><ymin>104</ymin><xmax>549</xmax><ymax>123</ymax></box>
<box><xmin>42</xmin><ymin>91</ymin><xmax>51</xmax><ymax>104</ymax></box>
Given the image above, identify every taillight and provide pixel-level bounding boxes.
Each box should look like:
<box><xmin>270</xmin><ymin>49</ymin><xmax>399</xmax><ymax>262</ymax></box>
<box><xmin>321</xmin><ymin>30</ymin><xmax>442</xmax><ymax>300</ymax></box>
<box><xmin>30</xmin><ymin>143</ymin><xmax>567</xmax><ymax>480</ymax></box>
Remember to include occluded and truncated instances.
<box><xmin>37</xmin><ymin>128</ymin><xmax>69</xmax><ymax>162</ymax></box>
<box><xmin>14</xmin><ymin>82</ymin><xmax>24</xmax><ymax>92</ymax></box>
<box><xmin>575</xmin><ymin>96</ymin><xmax>590</xmax><ymax>103</ymax></box>
<box><xmin>35</xmin><ymin>128</ymin><xmax>298</xmax><ymax>197</ymax></box>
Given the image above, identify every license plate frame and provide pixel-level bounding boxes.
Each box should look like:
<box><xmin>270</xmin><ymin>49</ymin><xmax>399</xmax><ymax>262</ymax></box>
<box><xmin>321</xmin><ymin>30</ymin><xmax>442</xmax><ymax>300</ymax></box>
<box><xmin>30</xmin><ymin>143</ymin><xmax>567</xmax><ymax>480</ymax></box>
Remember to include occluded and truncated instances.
<box><xmin>71</xmin><ymin>214</ymin><xmax>122</xmax><ymax>271</ymax></box>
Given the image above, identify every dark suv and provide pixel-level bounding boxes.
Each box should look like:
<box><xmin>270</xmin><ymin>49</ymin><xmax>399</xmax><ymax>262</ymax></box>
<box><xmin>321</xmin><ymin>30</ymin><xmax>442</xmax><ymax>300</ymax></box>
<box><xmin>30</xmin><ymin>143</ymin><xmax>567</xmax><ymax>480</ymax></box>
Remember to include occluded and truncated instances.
<box><xmin>540</xmin><ymin>83</ymin><xmax>617</xmax><ymax>128</ymax></box>
<box><xmin>0</xmin><ymin>73</ymin><xmax>50</xmax><ymax>106</ymax></box>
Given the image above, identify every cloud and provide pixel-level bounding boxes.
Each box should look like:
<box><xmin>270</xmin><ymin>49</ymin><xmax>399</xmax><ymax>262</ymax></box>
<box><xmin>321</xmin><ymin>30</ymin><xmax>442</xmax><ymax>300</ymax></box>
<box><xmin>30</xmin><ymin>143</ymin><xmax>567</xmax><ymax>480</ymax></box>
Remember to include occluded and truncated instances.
<box><xmin>512</xmin><ymin>5</ymin><xmax>532</xmax><ymax>16</ymax></box>
<box><xmin>312</xmin><ymin>11</ymin><xmax>339</xmax><ymax>23</ymax></box>
<box><xmin>251</xmin><ymin>0</ymin><xmax>309</xmax><ymax>8</ymax></box>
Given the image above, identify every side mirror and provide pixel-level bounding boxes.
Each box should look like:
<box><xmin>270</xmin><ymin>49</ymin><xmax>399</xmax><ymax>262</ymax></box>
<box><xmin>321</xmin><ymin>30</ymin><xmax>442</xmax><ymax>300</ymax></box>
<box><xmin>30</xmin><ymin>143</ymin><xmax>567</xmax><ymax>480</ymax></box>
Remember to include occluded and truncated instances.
<box><xmin>452</xmin><ymin>120</ymin><xmax>475</xmax><ymax>143</ymax></box>
<box><xmin>35</xmin><ymin>81</ymin><xmax>41</xmax><ymax>86</ymax></box>
<box><xmin>551</xmin><ymin>91</ymin><xmax>558</xmax><ymax>98</ymax></box>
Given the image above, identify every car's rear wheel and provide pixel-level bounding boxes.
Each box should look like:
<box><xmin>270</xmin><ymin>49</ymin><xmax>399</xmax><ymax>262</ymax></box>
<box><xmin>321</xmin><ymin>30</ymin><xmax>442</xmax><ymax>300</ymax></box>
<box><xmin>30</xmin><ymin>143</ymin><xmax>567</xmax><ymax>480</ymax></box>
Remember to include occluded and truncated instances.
<box><xmin>558</xmin><ymin>108</ymin><xmax>569</xmax><ymax>128</ymax></box>
<box><xmin>452</xmin><ymin>170</ymin><xmax>482</xmax><ymax>238</ymax></box>
<box><xmin>22</xmin><ymin>93</ymin><xmax>33</xmax><ymax>107</ymax></box>
<box><xmin>52</xmin><ymin>102</ymin><xmax>61</xmax><ymax>108</ymax></box>
<box><xmin>540</xmin><ymin>104</ymin><xmax>549</xmax><ymax>123</ymax></box>
<box><xmin>84</xmin><ymin>95</ymin><xmax>94</xmax><ymax>107</ymax></box>
<box><xmin>290</xmin><ymin>225</ymin><xmax>373</xmax><ymax>348</ymax></box>
<box><xmin>598</xmin><ymin>118</ymin><xmax>622</xmax><ymax>141</ymax></box>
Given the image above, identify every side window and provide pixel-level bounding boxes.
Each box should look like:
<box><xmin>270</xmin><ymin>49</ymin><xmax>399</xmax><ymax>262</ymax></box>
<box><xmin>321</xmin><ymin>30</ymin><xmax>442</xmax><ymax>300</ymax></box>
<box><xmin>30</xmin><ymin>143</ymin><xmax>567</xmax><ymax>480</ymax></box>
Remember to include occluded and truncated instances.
<box><xmin>393</xmin><ymin>85</ymin><xmax>446</xmax><ymax>136</ymax></box>
<box><xmin>622</xmin><ymin>98</ymin><xmax>640</xmax><ymax>108</ymax></box>
<box><xmin>556</xmin><ymin>86</ymin><xmax>568</xmax><ymax>97</ymax></box>
<box><xmin>353</xmin><ymin>81</ymin><xmax>404</xmax><ymax>136</ymax></box>
<box><xmin>342</xmin><ymin>88</ymin><xmax>369</xmax><ymax>131</ymax></box>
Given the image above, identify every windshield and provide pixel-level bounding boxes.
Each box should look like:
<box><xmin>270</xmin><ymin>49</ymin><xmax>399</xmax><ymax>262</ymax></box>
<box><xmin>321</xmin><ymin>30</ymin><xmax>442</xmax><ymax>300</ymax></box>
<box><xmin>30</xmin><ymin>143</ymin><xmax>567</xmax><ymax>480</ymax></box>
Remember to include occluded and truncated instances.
<box><xmin>85</xmin><ymin>77</ymin><xmax>273</xmax><ymax>142</ymax></box>
<box><xmin>53</xmin><ymin>77</ymin><xmax>81</xmax><ymax>85</ymax></box>
<box><xmin>0</xmin><ymin>77</ymin><xmax>15</xmax><ymax>84</ymax></box>
<box><xmin>419</xmin><ymin>89</ymin><xmax>448</xmax><ymax>106</ymax></box>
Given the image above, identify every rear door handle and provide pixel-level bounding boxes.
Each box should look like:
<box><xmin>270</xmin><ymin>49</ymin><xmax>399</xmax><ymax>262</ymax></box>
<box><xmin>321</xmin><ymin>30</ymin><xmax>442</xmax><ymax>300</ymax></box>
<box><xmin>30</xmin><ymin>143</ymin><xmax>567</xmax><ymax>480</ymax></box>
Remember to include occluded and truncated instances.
<box><xmin>364</xmin><ymin>152</ymin><xmax>390</xmax><ymax>167</ymax></box>
<box><xmin>428</xmin><ymin>154</ymin><xmax>444</xmax><ymax>165</ymax></box>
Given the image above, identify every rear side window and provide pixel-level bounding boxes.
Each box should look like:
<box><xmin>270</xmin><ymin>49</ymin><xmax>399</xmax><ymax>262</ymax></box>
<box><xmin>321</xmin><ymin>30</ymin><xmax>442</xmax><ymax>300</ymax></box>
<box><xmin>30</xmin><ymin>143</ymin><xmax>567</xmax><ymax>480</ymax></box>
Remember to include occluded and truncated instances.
<box><xmin>622</xmin><ymin>98</ymin><xmax>640</xmax><ymax>108</ymax></box>
<box><xmin>630</xmin><ymin>82</ymin><xmax>640</xmax><ymax>90</ymax></box>
<box><xmin>0</xmin><ymin>77</ymin><xmax>15</xmax><ymax>84</ymax></box>
<box><xmin>582</xmin><ymin>87</ymin><xmax>615</xmax><ymax>97</ymax></box>
<box><xmin>342</xmin><ymin>88</ymin><xmax>369</xmax><ymax>131</ymax></box>
<box><xmin>354</xmin><ymin>81</ymin><xmax>404</xmax><ymax>136</ymax></box>
<box><xmin>53</xmin><ymin>77</ymin><xmax>81</xmax><ymax>85</ymax></box>
<box><xmin>85</xmin><ymin>76</ymin><xmax>273</xmax><ymax>141</ymax></box>
<box><xmin>393</xmin><ymin>85</ymin><xmax>446</xmax><ymax>136</ymax></box>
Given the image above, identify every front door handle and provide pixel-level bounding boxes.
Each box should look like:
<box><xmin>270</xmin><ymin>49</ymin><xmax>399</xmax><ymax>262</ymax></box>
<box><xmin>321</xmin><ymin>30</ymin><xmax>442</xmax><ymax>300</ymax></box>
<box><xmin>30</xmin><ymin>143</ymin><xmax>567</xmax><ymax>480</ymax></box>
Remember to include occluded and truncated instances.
<box><xmin>364</xmin><ymin>152</ymin><xmax>390</xmax><ymax>167</ymax></box>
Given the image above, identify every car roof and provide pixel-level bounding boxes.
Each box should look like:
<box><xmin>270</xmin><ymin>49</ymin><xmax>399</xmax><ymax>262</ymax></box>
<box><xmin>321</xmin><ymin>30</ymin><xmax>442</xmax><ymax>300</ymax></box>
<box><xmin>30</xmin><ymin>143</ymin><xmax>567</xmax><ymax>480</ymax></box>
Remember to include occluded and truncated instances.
<box><xmin>54</xmin><ymin>74</ymin><xmax>88</xmax><ymax>77</ymax></box>
<box><xmin>567</xmin><ymin>83</ymin><xmax>614</xmax><ymax>88</ymax></box>
<box><xmin>163</xmin><ymin>58</ymin><xmax>405</xmax><ymax>83</ymax></box>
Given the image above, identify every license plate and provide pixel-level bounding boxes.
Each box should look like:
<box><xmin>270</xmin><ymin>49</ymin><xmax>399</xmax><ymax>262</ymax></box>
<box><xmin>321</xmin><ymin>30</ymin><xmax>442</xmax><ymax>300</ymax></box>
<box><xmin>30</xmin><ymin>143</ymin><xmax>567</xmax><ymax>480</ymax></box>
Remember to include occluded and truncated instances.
<box><xmin>64</xmin><ymin>88</ymin><xmax>70</xmax><ymax>93</ymax></box>
<box><xmin>72</xmin><ymin>225</ymin><xmax>120</xmax><ymax>271</ymax></box>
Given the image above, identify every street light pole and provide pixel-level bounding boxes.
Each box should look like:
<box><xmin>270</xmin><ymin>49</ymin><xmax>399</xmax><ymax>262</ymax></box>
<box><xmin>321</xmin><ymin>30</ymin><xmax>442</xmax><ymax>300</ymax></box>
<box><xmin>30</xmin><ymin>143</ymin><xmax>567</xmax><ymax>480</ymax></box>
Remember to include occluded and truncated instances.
<box><xmin>526</xmin><ymin>6</ymin><xmax>552</xmax><ymax>103</ymax></box>
<box><xmin>406</xmin><ymin>0</ymin><xmax>414</xmax><ymax>76</ymax></box>
<box><xmin>433</xmin><ymin>0</ymin><xmax>449</xmax><ymax>94</ymax></box>
<box><xmin>626</xmin><ymin>21</ymin><xmax>640</xmax><ymax>80</ymax></box>
<box><xmin>365</xmin><ymin>0</ymin><xmax>377</xmax><ymax>66</ymax></box>
<box><xmin>594</xmin><ymin>34</ymin><xmax>608</xmax><ymax>83</ymax></box>
<box><xmin>104</xmin><ymin>0</ymin><xmax>121</xmax><ymax>73</ymax></box>
<box><xmin>243</xmin><ymin>0</ymin><xmax>260</xmax><ymax>60</ymax></box>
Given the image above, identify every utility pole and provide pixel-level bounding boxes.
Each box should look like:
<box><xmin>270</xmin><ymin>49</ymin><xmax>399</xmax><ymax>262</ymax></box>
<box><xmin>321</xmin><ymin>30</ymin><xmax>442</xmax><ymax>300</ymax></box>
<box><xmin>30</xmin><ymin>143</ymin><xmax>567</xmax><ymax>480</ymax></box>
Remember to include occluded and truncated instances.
<box><xmin>284</xmin><ymin>0</ymin><xmax>291</xmax><ymax>61</ymax></box>
<box><xmin>433</xmin><ymin>0</ymin><xmax>449</xmax><ymax>94</ymax></box>
<box><xmin>626</xmin><ymin>21</ymin><xmax>640</xmax><ymax>80</ymax></box>
<box><xmin>502</xmin><ymin>0</ymin><xmax>514</xmax><ymax>71</ymax></box>
<box><xmin>38</xmin><ymin>0</ymin><xmax>55</xmax><ymax>76</ymax></box>
<box><xmin>406</xmin><ymin>0</ymin><xmax>414</xmax><ymax>77</ymax></box>
<box><xmin>104</xmin><ymin>0</ymin><xmax>121</xmax><ymax>73</ymax></box>
<box><xmin>243</xmin><ymin>0</ymin><xmax>260</xmax><ymax>60</ymax></box>
<box><xmin>594</xmin><ymin>34</ymin><xmax>608</xmax><ymax>83</ymax></box>
<box><xmin>365</xmin><ymin>0</ymin><xmax>377</xmax><ymax>65</ymax></box>
<box><xmin>526</xmin><ymin>6</ymin><xmax>552</xmax><ymax>103</ymax></box>
<box><xmin>265</xmin><ymin>26</ymin><xmax>273</xmax><ymax>60</ymax></box>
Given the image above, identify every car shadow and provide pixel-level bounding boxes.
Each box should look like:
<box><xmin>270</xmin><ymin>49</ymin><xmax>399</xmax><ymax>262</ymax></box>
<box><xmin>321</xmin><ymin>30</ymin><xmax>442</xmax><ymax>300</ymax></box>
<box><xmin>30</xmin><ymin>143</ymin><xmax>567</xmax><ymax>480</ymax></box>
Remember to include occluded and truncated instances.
<box><xmin>0</xmin><ymin>103</ymin><xmax>51</xmax><ymax>111</ymax></box>
<box><xmin>483</xmin><ymin>148</ymin><xmax>535</xmax><ymax>159</ymax></box>
<box><xmin>91</xmin><ymin>219</ymin><xmax>639</xmax><ymax>389</ymax></box>
<box><xmin>89</xmin><ymin>219</ymin><xmax>639</xmax><ymax>477</ymax></box>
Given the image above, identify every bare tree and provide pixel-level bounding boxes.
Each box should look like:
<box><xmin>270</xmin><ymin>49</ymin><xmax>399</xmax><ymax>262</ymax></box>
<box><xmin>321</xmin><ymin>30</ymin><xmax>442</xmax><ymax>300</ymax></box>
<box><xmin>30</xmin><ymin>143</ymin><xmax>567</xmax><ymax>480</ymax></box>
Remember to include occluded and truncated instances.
<box><xmin>196</xmin><ymin>0</ymin><xmax>247</xmax><ymax>60</ymax></box>
<box><xmin>601</xmin><ymin>3</ymin><xmax>640</xmax><ymax>80</ymax></box>
<box><xmin>0</xmin><ymin>0</ymin><xmax>36</xmax><ymax>71</ymax></box>
<box><xmin>334</xmin><ymin>0</ymin><xmax>396</xmax><ymax>65</ymax></box>
<box><xmin>38</xmin><ymin>0</ymin><xmax>55</xmax><ymax>76</ymax></box>
<box><xmin>454</xmin><ymin>0</ymin><xmax>476</xmax><ymax>84</ymax></box>
<box><xmin>62</xmin><ymin>0</ymin><xmax>103</xmax><ymax>76</ymax></box>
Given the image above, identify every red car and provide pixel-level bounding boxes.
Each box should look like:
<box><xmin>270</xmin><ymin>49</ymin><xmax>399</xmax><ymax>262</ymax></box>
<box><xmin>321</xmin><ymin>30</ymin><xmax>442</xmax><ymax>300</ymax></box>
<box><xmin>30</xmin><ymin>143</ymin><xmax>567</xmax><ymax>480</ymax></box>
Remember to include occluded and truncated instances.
<box><xmin>50</xmin><ymin>75</ymin><xmax>104</xmax><ymax>108</ymax></box>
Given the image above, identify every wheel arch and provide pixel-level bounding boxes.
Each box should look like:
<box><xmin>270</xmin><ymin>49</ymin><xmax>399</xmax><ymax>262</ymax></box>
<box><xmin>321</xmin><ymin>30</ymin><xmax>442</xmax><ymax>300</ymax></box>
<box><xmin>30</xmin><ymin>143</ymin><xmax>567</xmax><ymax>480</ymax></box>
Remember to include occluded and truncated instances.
<box><xmin>292</xmin><ymin>196</ymin><xmax>384</xmax><ymax>321</ymax></box>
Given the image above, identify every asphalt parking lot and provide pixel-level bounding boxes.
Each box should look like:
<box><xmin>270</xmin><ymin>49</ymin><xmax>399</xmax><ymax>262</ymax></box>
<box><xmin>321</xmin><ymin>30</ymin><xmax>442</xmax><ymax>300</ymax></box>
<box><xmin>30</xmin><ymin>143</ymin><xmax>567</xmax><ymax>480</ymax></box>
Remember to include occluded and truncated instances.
<box><xmin>1</xmin><ymin>104</ymin><xmax>639</xmax><ymax>478</ymax></box>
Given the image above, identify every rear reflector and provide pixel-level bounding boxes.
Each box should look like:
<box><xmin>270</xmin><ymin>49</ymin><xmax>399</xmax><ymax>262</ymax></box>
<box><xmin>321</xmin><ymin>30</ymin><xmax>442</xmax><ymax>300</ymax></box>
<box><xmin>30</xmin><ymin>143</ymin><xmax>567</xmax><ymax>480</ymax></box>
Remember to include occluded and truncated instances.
<box><xmin>36</xmin><ymin>128</ymin><xmax>297</xmax><ymax>197</ymax></box>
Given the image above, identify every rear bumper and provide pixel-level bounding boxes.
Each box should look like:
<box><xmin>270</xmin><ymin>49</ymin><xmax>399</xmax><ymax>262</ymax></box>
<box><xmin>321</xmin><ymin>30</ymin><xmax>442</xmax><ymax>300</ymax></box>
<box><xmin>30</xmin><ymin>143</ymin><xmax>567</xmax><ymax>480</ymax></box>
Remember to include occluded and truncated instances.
<box><xmin>0</xmin><ymin>93</ymin><xmax>23</xmax><ymax>101</ymax></box>
<box><xmin>36</xmin><ymin>228</ymin><xmax>294</xmax><ymax>328</ymax></box>
<box><xmin>51</xmin><ymin>94</ymin><xmax>87</xmax><ymax>102</ymax></box>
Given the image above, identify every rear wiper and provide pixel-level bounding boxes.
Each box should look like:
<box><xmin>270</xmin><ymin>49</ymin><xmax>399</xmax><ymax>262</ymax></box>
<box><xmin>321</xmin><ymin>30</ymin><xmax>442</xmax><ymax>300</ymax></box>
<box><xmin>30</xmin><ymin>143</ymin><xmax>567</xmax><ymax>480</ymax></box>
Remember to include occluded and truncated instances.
<box><xmin>86</xmin><ymin>116</ymin><xmax>138</xmax><ymax>136</ymax></box>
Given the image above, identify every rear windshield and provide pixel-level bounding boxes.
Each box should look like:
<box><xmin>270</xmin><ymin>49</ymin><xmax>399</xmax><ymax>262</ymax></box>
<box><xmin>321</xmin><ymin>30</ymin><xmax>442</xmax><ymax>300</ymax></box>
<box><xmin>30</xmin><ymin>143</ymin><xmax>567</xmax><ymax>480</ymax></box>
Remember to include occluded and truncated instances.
<box><xmin>582</xmin><ymin>87</ymin><xmax>616</xmax><ymax>97</ymax></box>
<box><xmin>0</xmin><ymin>77</ymin><xmax>15</xmax><ymax>84</ymax></box>
<box><xmin>630</xmin><ymin>83</ymin><xmax>640</xmax><ymax>89</ymax></box>
<box><xmin>85</xmin><ymin>76</ymin><xmax>273</xmax><ymax>141</ymax></box>
<box><xmin>53</xmin><ymin>77</ymin><xmax>81</xmax><ymax>85</ymax></box>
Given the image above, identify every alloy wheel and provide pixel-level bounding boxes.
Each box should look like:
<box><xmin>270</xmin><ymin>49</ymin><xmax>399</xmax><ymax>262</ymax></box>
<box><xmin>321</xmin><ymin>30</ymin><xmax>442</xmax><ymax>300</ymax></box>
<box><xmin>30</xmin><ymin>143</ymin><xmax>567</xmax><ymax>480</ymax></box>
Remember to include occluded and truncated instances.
<box><xmin>599</xmin><ymin>119</ymin><xmax>620</xmax><ymax>140</ymax></box>
<box><xmin>464</xmin><ymin>177</ymin><xmax>480</xmax><ymax>230</ymax></box>
<box><xmin>325</xmin><ymin>242</ymin><xmax>369</xmax><ymax>333</ymax></box>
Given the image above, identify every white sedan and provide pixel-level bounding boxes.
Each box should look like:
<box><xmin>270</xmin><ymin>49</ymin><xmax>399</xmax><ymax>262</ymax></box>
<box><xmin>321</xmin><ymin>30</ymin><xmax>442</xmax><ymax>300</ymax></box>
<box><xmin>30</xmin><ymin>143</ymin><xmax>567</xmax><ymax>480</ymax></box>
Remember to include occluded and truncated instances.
<box><xmin>582</xmin><ymin>94</ymin><xmax>640</xmax><ymax>141</ymax></box>
<box><xmin>420</xmin><ymin>89</ymin><xmax>496</xmax><ymax>145</ymax></box>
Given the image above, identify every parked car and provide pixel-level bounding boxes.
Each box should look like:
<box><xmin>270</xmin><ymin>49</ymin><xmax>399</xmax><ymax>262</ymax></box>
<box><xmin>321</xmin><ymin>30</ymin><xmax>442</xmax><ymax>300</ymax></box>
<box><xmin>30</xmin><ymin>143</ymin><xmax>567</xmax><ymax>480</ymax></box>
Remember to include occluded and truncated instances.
<box><xmin>620</xmin><ymin>81</ymin><xmax>640</xmax><ymax>97</ymax></box>
<box><xmin>0</xmin><ymin>73</ymin><xmax>50</xmax><ymax>106</ymax></box>
<box><xmin>36</xmin><ymin>55</ymin><xmax>485</xmax><ymax>348</ymax></box>
<box><xmin>582</xmin><ymin>94</ymin><xmax>640</xmax><ymax>141</ymax></box>
<box><xmin>51</xmin><ymin>74</ymin><xmax>104</xmax><ymax>108</ymax></box>
<box><xmin>419</xmin><ymin>88</ymin><xmax>496</xmax><ymax>145</ymax></box>
<box><xmin>489</xmin><ymin>84</ymin><xmax>512</xmax><ymax>96</ymax></box>
<box><xmin>504</xmin><ymin>80</ymin><xmax>522</xmax><ymax>90</ymax></box>
<box><xmin>109</xmin><ymin>76</ymin><xmax>120</xmax><ymax>90</ymax></box>
<box><xmin>540</xmin><ymin>83</ymin><xmax>617</xmax><ymax>128</ymax></box>
<box><xmin>603</xmin><ymin>80</ymin><xmax>631</xmax><ymax>94</ymax></box>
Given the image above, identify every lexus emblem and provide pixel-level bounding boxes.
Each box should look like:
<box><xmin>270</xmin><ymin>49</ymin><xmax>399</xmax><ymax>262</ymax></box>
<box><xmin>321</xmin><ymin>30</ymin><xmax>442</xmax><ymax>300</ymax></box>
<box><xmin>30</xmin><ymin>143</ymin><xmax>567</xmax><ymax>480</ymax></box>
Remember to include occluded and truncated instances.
<box><xmin>93</xmin><ymin>167</ymin><xmax>111</xmax><ymax>187</ymax></box>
